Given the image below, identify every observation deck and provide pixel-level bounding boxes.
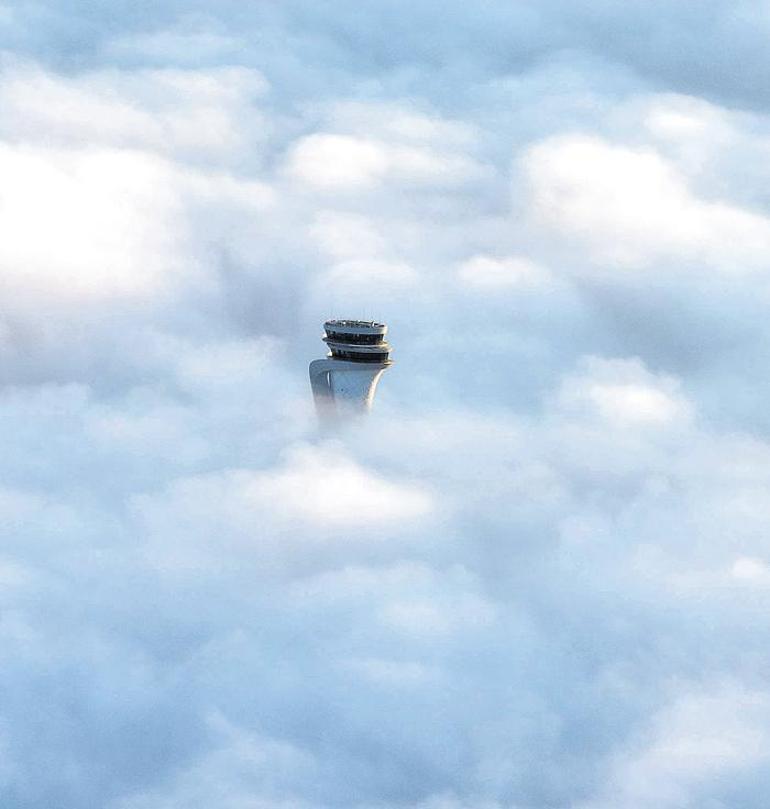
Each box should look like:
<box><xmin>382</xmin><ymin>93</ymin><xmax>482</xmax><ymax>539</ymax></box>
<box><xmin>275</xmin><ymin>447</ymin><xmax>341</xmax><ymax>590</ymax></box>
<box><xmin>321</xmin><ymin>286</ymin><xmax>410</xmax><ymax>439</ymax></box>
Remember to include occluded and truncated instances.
<box><xmin>323</xmin><ymin>319</ymin><xmax>393</xmax><ymax>365</ymax></box>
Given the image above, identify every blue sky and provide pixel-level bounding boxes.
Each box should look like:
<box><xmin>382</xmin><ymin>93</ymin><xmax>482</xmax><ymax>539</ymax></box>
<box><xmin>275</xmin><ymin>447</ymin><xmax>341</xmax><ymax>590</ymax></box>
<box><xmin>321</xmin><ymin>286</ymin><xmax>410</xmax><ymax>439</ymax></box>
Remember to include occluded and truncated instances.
<box><xmin>3</xmin><ymin>2</ymin><xmax>770</xmax><ymax>807</ymax></box>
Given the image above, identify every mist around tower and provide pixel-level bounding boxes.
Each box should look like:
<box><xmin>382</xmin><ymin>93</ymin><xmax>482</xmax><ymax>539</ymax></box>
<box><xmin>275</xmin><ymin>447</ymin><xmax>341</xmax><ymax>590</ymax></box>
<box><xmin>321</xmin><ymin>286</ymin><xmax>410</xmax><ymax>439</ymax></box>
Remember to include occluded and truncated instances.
<box><xmin>3</xmin><ymin>2</ymin><xmax>770</xmax><ymax>808</ymax></box>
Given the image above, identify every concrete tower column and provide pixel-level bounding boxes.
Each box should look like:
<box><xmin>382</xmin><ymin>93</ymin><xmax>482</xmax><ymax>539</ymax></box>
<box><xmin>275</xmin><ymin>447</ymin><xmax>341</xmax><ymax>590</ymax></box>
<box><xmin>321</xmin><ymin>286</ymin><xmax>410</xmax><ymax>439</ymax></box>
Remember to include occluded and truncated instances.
<box><xmin>309</xmin><ymin>320</ymin><xmax>393</xmax><ymax>424</ymax></box>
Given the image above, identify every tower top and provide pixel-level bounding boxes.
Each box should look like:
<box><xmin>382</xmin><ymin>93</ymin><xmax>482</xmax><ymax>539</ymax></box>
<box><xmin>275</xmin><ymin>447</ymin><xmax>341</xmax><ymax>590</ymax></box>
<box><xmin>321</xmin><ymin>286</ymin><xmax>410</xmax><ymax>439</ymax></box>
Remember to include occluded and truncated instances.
<box><xmin>310</xmin><ymin>318</ymin><xmax>394</xmax><ymax>423</ymax></box>
<box><xmin>322</xmin><ymin>319</ymin><xmax>392</xmax><ymax>363</ymax></box>
<box><xmin>324</xmin><ymin>319</ymin><xmax>387</xmax><ymax>337</ymax></box>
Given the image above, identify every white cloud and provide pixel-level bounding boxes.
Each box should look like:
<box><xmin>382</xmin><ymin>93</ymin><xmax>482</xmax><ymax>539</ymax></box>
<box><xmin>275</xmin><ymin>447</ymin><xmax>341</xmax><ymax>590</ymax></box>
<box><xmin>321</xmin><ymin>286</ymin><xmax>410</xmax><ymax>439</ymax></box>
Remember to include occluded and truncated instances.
<box><xmin>286</xmin><ymin>133</ymin><xmax>389</xmax><ymax>189</ymax></box>
<box><xmin>732</xmin><ymin>556</ymin><xmax>770</xmax><ymax>585</ymax></box>
<box><xmin>0</xmin><ymin>62</ymin><xmax>268</xmax><ymax>160</ymax></box>
<box><xmin>309</xmin><ymin>210</ymin><xmax>387</xmax><ymax>259</ymax></box>
<box><xmin>285</xmin><ymin>106</ymin><xmax>485</xmax><ymax>191</ymax></box>
<box><xmin>105</xmin><ymin>17</ymin><xmax>244</xmax><ymax>63</ymax></box>
<box><xmin>556</xmin><ymin>357</ymin><xmax>693</xmax><ymax>427</ymax></box>
<box><xmin>340</xmin><ymin>656</ymin><xmax>439</xmax><ymax>687</ymax></box>
<box><xmin>134</xmin><ymin>444</ymin><xmax>434</xmax><ymax>574</ymax></box>
<box><xmin>584</xmin><ymin>382</ymin><xmax>686</xmax><ymax>425</ymax></box>
<box><xmin>321</xmin><ymin>259</ymin><xmax>420</xmax><ymax>292</ymax></box>
<box><xmin>581</xmin><ymin>685</ymin><xmax>770</xmax><ymax>808</ymax></box>
<box><xmin>0</xmin><ymin>145</ymin><xmax>194</xmax><ymax>303</ymax></box>
<box><xmin>4</xmin><ymin>4</ymin><xmax>770</xmax><ymax>808</ymax></box>
<box><xmin>379</xmin><ymin>593</ymin><xmax>496</xmax><ymax>637</ymax></box>
<box><xmin>456</xmin><ymin>255</ymin><xmax>552</xmax><ymax>289</ymax></box>
<box><xmin>524</xmin><ymin>134</ymin><xmax>770</xmax><ymax>272</ymax></box>
<box><xmin>250</xmin><ymin>444</ymin><xmax>435</xmax><ymax>528</ymax></box>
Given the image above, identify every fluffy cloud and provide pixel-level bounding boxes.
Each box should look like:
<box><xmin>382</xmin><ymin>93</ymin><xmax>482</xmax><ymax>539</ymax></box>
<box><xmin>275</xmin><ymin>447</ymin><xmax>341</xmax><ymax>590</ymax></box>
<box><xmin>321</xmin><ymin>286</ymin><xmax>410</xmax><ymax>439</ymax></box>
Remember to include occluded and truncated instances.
<box><xmin>286</xmin><ymin>131</ymin><xmax>483</xmax><ymax>191</ymax></box>
<box><xmin>524</xmin><ymin>134</ymin><xmax>770</xmax><ymax>272</ymax></box>
<box><xmin>2</xmin><ymin>2</ymin><xmax>770</xmax><ymax>808</ymax></box>
<box><xmin>579</xmin><ymin>684</ymin><xmax>770</xmax><ymax>809</ymax></box>
<box><xmin>456</xmin><ymin>255</ymin><xmax>553</xmax><ymax>290</ymax></box>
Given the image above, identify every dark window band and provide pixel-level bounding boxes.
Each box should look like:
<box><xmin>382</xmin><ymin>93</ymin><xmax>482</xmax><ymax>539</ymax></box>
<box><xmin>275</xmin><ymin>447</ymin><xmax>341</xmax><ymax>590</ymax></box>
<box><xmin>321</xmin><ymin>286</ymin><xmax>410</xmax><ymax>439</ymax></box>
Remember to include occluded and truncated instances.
<box><xmin>330</xmin><ymin>349</ymin><xmax>390</xmax><ymax>363</ymax></box>
<box><xmin>325</xmin><ymin>331</ymin><xmax>384</xmax><ymax>345</ymax></box>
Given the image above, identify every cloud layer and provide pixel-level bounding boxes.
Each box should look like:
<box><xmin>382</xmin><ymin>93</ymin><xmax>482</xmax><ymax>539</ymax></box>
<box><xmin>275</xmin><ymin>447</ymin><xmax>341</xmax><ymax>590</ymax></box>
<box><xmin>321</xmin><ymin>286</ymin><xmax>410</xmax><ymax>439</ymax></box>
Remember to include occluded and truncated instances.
<box><xmin>3</xmin><ymin>2</ymin><xmax>770</xmax><ymax>807</ymax></box>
